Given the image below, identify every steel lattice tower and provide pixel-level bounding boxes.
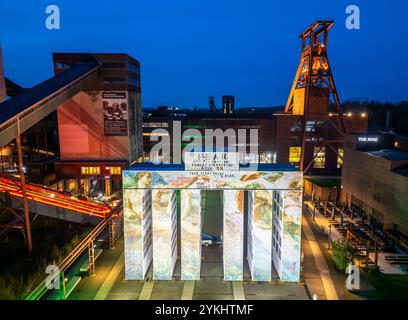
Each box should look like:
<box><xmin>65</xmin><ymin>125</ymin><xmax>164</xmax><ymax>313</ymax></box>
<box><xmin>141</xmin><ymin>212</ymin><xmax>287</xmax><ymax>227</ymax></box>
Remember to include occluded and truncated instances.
<box><xmin>285</xmin><ymin>21</ymin><xmax>348</xmax><ymax>172</ymax></box>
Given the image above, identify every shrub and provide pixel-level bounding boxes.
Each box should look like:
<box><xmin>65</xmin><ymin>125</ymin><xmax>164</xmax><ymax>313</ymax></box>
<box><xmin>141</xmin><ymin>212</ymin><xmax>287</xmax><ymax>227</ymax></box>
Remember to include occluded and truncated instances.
<box><xmin>0</xmin><ymin>226</ymin><xmax>91</xmax><ymax>299</ymax></box>
<box><xmin>332</xmin><ymin>239</ymin><xmax>359</xmax><ymax>271</ymax></box>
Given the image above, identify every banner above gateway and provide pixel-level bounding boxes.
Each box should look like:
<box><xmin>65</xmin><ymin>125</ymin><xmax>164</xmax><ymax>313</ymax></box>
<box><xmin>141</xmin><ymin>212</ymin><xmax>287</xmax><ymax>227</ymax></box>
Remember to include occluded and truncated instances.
<box><xmin>184</xmin><ymin>152</ymin><xmax>239</xmax><ymax>172</ymax></box>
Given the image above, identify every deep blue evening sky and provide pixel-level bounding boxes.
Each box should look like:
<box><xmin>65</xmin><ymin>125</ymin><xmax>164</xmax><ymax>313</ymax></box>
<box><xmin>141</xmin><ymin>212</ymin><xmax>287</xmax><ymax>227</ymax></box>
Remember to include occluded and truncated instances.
<box><xmin>0</xmin><ymin>0</ymin><xmax>407</xmax><ymax>108</ymax></box>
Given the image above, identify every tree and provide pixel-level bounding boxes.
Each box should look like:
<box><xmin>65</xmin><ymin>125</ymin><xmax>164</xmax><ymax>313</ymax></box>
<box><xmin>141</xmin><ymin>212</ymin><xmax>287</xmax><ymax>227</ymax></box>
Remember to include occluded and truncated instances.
<box><xmin>332</xmin><ymin>239</ymin><xmax>359</xmax><ymax>271</ymax></box>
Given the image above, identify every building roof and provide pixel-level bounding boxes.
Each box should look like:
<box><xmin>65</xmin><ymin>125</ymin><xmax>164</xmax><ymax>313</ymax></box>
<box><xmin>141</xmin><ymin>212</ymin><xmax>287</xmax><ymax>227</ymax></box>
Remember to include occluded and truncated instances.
<box><xmin>305</xmin><ymin>177</ymin><xmax>341</xmax><ymax>188</ymax></box>
<box><xmin>393</xmin><ymin>163</ymin><xmax>408</xmax><ymax>177</ymax></box>
<box><xmin>366</xmin><ymin>149</ymin><xmax>408</xmax><ymax>161</ymax></box>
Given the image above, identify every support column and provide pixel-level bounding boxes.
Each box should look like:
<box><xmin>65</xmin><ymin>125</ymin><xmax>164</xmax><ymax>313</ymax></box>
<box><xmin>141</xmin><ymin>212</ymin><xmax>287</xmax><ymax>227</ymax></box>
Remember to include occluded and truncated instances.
<box><xmin>16</xmin><ymin>122</ymin><xmax>32</xmax><ymax>256</ymax></box>
<box><xmin>105</xmin><ymin>179</ymin><xmax>111</xmax><ymax>196</ymax></box>
<box><xmin>64</xmin><ymin>179</ymin><xmax>69</xmax><ymax>192</ymax></box>
<box><xmin>88</xmin><ymin>240</ymin><xmax>96</xmax><ymax>276</ymax></box>
<box><xmin>57</xmin><ymin>180</ymin><xmax>64</xmax><ymax>191</ymax></box>
<box><xmin>272</xmin><ymin>191</ymin><xmax>283</xmax><ymax>278</ymax></box>
<box><xmin>280</xmin><ymin>190</ymin><xmax>302</xmax><ymax>282</ymax></box>
<box><xmin>152</xmin><ymin>189</ymin><xmax>177</xmax><ymax>280</ymax></box>
<box><xmin>83</xmin><ymin>179</ymin><xmax>90</xmax><ymax>196</ymax></box>
<box><xmin>223</xmin><ymin>190</ymin><xmax>244</xmax><ymax>281</ymax></box>
<box><xmin>109</xmin><ymin>220</ymin><xmax>115</xmax><ymax>249</ymax></box>
<box><xmin>247</xmin><ymin>190</ymin><xmax>273</xmax><ymax>281</ymax></box>
<box><xmin>123</xmin><ymin>189</ymin><xmax>152</xmax><ymax>280</ymax></box>
<box><xmin>180</xmin><ymin>189</ymin><xmax>202</xmax><ymax>280</ymax></box>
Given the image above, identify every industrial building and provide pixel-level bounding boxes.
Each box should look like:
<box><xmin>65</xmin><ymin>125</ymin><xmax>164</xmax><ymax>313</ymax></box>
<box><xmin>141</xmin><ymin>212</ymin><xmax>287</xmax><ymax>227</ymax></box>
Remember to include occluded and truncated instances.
<box><xmin>340</xmin><ymin>132</ymin><xmax>408</xmax><ymax>248</ymax></box>
<box><xmin>222</xmin><ymin>95</ymin><xmax>235</xmax><ymax>114</ymax></box>
<box><xmin>52</xmin><ymin>53</ymin><xmax>143</xmax><ymax>196</ymax></box>
<box><xmin>142</xmin><ymin>106</ymin><xmax>367</xmax><ymax>176</ymax></box>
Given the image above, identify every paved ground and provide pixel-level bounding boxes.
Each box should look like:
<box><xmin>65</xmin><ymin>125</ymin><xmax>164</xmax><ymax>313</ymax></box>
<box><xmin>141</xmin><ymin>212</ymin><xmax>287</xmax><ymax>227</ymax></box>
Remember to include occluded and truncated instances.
<box><xmin>302</xmin><ymin>201</ymin><xmax>365</xmax><ymax>300</ymax></box>
<box><xmin>302</xmin><ymin>212</ymin><xmax>338</xmax><ymax>299</ymax></box>
<box><xmin>70</xmin><ymin>191</ymin><xmax>310</xmax><ymax>300</ymax></box>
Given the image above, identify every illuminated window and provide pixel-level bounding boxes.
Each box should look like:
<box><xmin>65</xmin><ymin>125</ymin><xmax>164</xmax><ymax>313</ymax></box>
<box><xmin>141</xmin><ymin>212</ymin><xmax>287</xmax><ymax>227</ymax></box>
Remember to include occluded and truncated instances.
<box><xmin>290</xmin><ymin>121</ymin><xmax>302</xmax><ymax>132</ymax></box>
<box><xmin>337</xmin><ymin>147</ymin><xmax>344</xmax><ymax>168</ymax></box>
<box><xmin>313</xmin><ymin>147</ymin><xmax>326</xmax><ymax>169</ymax></box>
<box><xmin>143</xmin><ymin>132</ymin><xmax>169</xmax><ymax>137</ymax></box>
<box><xmin>289</xmin><ymin>147</ymin><xmax>301</xmax><ymax>163</ymax></box>
<box><xmin>142</xmin><ymin>122</ymin><xmax>163</xmax><ymax>128</ymax></box>
<box><xmin>81</xmin><ymin>167</ymin><xmax>100</xmax><ymax>175</ymax></box>
<box><xmin>110</xmin><ymin>167</ymin><xmax>122</xmax><ymax>175</ymax></box>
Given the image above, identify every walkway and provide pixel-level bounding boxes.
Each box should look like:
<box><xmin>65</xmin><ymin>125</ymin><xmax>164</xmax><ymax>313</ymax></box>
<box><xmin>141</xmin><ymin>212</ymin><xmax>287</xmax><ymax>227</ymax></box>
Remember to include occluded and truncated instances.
<box><xmin>302</xmin><ymin>211</ymin><xmax>339</xmax><ymax>300</ymax></box>
<box><xmin>304</xmin><ymin>201</ymin><xmax>342</xmax><ymax>242</ymax></box>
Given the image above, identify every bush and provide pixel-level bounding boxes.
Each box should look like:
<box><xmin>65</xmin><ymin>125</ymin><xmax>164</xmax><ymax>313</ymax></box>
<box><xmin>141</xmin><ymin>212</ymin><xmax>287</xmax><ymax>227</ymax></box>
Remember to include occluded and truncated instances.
<box><xmin>332</xmin><ymin>239</ymin><xmax>359</xmax><ymax>271</ymax></box>
<box><xmin>0</xmin><ymin>226</ymin><xmax>91</xmax><ymax>300</ymax></box>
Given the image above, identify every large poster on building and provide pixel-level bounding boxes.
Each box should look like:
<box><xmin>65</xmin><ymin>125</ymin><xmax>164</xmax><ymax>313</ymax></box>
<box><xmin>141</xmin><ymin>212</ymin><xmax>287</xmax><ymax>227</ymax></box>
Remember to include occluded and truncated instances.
<box><xmin>281</xmin><ymin>190</ymin><xmax>302</xmax><ymax>282</ymax></box>
<box><xmin>251</xmin><ymin>190</ymin><xmax>273</xmax><ymax>281</ymax></box>
<box><xmin>123</xmin><ymin>170</ymin><xmax>302</xmax><ymax>191</ymax></box>
<box><xmin>123</xmin><ymin>189</ymin><xmax>152</xmax><ymax>280</ymax></box>
<box><xmin>152</xmin><ymin>189</ymin><xmax>177</xmax><ymax>280</ymax></box>
<box><xmin>223</xmin><ymin>190</ymin><xmax>244</xmax><ymax>281</ymax></box>
<box><xmin>103</xmin><ymin>92</ymin><xmax>128</xmax><ymax>136</ymax></box>
<box><xmin>185</xmin><ymin>152</ymin><xmax>239</xmax><ymax>172</ymax></box>
<box><xmin>181</xmin><ymin>189</ymin><xmax>202</xmax><ymax>280</ymax></box>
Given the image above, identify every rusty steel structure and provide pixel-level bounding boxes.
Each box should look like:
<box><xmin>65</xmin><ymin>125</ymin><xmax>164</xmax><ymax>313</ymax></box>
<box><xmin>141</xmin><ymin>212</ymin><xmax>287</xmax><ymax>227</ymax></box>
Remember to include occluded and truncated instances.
<box><xmin>285</xmin><ymin>21</ymin><xmax>347</xmax><ymax>172</ymax></box>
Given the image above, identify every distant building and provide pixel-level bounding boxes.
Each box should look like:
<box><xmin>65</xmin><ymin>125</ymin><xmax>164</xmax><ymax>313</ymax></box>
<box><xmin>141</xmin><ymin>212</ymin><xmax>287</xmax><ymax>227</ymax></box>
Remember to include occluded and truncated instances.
<box><xmin>341</xmin><ymin>132</ymin><xmax>408</xmax><ymax>244</ymax></box>
<box><xmin>142</xmin><ymin>106</ymin><xmax>368</xmax><ymax>176</ymax></box>
<box><xmin>222</xmin><ymin>95</ymin><xmax>234</xmax><ymax>114</ymax></box>
<box><xmin>52</xmin><ymin>53</ymin><xmax>143</xmax><ymax>196</ymax></box>
<box><xmin>143</xmin><ymin>107</ymin><xmax>275</xmax><ymax>164</ymax></box>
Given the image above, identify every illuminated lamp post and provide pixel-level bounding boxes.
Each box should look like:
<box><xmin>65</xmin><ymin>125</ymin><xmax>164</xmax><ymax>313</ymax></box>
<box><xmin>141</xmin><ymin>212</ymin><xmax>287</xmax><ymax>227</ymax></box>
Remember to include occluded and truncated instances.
<box><xmin>313</xmin><ymin>203</ymin><xmax>316</xmax><ymax>221</ymax></box>
<box><xmin>328</xmin><ymin>224</ymin><xmax>333</xmax><ymax>250</ymax></box>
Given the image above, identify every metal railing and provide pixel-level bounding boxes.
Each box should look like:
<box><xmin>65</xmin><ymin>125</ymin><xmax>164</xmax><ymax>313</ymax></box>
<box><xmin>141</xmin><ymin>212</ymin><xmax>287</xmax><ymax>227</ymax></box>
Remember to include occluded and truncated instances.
<box><xmin>25</xmin><ymin>200</ymin><xmax>123</xmax><ymax>300</ymax></box>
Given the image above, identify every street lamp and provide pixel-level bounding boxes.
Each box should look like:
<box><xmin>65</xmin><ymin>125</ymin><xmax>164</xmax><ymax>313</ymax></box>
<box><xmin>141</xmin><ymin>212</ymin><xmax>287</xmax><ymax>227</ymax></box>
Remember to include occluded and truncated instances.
<box><xmin>313</xmin><ymin>204</ymin><xmax>316</xmax><ymax>221</ymax></box>
<box><xmin>328</xmin><ymin>224</ymin><xmax>333</xmax><ymax>250</ymax></box>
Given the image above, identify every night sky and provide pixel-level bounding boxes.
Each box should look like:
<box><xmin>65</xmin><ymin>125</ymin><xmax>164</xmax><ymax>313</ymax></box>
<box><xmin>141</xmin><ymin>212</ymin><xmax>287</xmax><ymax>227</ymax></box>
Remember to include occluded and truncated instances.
<box><xmin>0</xmin><ymin>0</ymin><xmax>407</xmax><ymax>108</ymax></box>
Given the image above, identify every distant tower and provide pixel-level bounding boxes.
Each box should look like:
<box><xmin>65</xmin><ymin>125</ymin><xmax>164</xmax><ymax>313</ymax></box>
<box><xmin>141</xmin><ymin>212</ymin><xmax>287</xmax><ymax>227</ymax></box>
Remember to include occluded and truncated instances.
<box><xmin>222</xmin><ymin>95</ymin><xmax>234</xmax><ymax>114</ymax></box>
<box><xmin>0</xmin><ymin>44</ymin><xmax>6</xmax><ymax>102</ymax></box>
<box><xmin>209</xmin><ymin>96</ymin><xmax>217</xmax><ymax>113</ymax></box>
<box><xmin>284</xmin><ymin>21</ymin><xmax>347</xmax><ymax>172</ymax></box>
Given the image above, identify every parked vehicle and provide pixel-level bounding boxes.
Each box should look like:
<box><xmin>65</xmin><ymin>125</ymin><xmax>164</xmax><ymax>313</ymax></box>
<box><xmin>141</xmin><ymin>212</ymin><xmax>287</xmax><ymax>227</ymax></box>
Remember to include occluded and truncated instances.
<box><xmin>201</xmin><ymin>232</ymin><xmax>222</xmax><ymax>246</ymax></box>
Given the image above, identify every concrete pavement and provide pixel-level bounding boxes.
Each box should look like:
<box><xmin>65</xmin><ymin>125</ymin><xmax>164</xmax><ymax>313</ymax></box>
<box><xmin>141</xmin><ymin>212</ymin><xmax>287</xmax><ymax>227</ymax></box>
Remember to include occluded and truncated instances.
<box><xmin>302</xmin><ymin>212</ymin><xmax>339</xmax><ymax>300</ymax></box>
